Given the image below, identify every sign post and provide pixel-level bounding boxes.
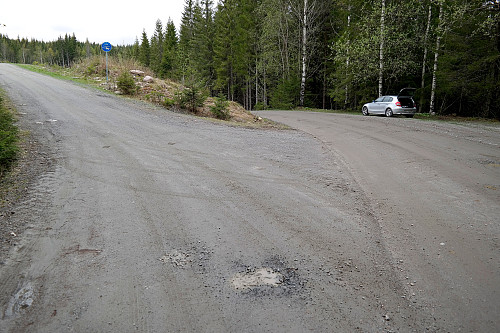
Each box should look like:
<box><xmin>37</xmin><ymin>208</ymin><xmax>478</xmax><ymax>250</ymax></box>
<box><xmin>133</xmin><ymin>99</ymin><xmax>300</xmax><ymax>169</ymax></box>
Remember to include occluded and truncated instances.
<box><xmin>101</xmin><ymin>42</ymin><xmax>112</xmax><ymax>82</ymax></box>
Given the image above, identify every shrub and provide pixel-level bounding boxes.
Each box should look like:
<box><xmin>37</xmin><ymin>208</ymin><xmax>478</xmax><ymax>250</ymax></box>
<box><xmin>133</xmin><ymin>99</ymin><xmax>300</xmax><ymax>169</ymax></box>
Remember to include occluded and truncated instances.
<box><xmin>175</xmin><ymin>85</ymin><xmax>205</xmax><ymax>113</ymax></box>
<box><xmin>210</xmin><ymin>96</ymin><xmax>230</xmax><ymax>120</ymax></box>
<box><xmin>163</xmin><ymin>98</ymin><xmax>175</xmax><ymax>108</ymax></box>
<box><xmin>0</xmin><ymin>94</ymin><xmax>19</xmax><ymax>176</ymax></box>
<box><xmin>85</xmin><ymin>58</ymin><xmax>103</xmax><ymax>76</ymax></box>
<box><xmin>146</xmin><ymin>91</ymin><xmax>165</xmax><ymax>104</ymax></box>
<box><xmin>117</xmin><ymin>71</ymin><xmax>137</xmax><ymax>95</ymax></box>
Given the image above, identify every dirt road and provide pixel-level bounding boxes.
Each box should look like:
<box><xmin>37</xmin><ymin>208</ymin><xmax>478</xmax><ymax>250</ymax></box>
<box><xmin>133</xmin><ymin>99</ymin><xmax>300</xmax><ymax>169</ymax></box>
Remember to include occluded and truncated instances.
<box><xmin>254</xmin><ymin>110</ymin><xmax>500</xmax><ymax>332</ymax></box>
<box><xmin>0</xmin><ymin>64</ymin><xmax>499</xmax><ymax>332</ymax></box>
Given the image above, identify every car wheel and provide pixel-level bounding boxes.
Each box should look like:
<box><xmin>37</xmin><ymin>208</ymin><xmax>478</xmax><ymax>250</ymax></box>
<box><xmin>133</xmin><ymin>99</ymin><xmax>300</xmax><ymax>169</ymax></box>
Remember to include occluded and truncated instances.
<box><xmin>362</xmin><ymin>106</ymin><xmax>369</xmax><ymax>116</ymax></box>
<box><xmin>385</xmin><ymin>108</ymin><xmax>393</xmax><ymax>117</ymax></box>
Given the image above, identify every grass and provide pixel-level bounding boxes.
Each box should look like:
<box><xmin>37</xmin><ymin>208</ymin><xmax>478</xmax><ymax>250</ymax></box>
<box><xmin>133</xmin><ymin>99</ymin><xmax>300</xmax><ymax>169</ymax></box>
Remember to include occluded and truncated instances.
<box><xmin>0</xmin><ymin>90</ymin><xmax>19</xmax><ymax>177</ymax></box>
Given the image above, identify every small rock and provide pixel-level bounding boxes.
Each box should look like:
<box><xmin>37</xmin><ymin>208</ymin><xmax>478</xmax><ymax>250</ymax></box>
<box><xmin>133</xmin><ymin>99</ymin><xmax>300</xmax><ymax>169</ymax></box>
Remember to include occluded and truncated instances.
<box><xmin>143</xmin><ymin>76</ymin><xmax>154</xmax><ymax>83</ymax></box>
<box><xmin>130</xmin><ymin>70</ymin><xmax>145</xmax><ymax>76</ymax></box>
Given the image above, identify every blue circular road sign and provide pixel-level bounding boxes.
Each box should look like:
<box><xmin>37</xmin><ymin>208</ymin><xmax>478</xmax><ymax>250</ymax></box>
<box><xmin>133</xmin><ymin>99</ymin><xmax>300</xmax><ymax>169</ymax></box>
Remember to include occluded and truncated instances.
<box><xmin>101</xmin><ymin>42</ymin><xmax>112</xmax><ymax>52</ymax></box>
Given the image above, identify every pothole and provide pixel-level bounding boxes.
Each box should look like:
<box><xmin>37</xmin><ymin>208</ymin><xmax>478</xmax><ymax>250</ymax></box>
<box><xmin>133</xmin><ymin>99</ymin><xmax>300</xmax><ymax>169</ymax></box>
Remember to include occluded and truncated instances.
<box><xmin>5</xmin><ymin>283</ymin><xmax>34</xmax><ymax>318</ymax></box>
<box><xmin>231</xmin><ymin>268</ymin><xmax>284</xmax><ymax>290</ymax></box>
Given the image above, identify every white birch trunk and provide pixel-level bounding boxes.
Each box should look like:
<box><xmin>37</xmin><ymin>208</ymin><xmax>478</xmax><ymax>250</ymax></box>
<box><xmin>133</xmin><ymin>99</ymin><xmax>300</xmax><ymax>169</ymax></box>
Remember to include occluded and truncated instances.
<box><xmin>299</xmin><ymin>0</ymin><xmax>308</xmax><ymax>106</ymax></box>
<box><xmin>345</xmin><ymin>6</ymin><xmax>351</xmax><ymax>107</ymax></box>
<box><xmin>430</xmin><ymin>3</ymin><xmax>444</xmax><ymax>115</ymax></box>
<box><xmin>378</xmin><ymin>0</ymin><xmax>386</xmax><ymax>98</ymax></box>
<box><xmin>420</xmin><ymin>4</ymin><xmax>432</xmax><ymax>109</ymax></box>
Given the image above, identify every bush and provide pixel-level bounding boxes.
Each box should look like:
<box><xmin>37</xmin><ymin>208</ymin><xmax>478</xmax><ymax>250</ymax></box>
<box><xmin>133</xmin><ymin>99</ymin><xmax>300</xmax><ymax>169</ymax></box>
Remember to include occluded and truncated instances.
<box><xmin>0</xmin><ymin>94</ymin><xmax>19</xmax><ymax>176</ymax></box>
<box><xmin>117</xmin><ymin>71</ymin><xmax>137</xmax><ymax>95</ymax></box>
<box><xmin>163</xmin><ymin>98</ymin><xmax>175</xmax><ymax>108</ymax></box>
<box><xmin>175</xmin><ymin>85</ymin><xmax>205</xmax><ymax>113</ymax></box>
<box><xmin>84</xmin><ymin>58</ymin><xmax>104</xmax><ymax>76</ymax></box>
<box><xmin>210</xmin><ymin>96</ymin><xmax>230</xmax><ymax>120</ymax></box>
<box><xmin>146</xmin><ymin>91</ymin><xmax>165</xmax><ymax>104</ymax></box>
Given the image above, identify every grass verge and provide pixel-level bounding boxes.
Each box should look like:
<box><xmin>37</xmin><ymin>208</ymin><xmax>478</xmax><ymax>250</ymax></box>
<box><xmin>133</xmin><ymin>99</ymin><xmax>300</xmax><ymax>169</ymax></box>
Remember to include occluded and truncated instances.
<box><xmin>0</xmin><ymin>90</ymin><xmax>19</xmax><ymax>178</ymax></box>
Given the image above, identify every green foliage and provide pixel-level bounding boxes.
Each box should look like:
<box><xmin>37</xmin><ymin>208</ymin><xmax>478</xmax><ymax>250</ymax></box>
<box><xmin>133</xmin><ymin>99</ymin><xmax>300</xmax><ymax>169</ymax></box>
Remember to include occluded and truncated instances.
<box><xmin>254</xmin><ymin>102</ymin><xmax>268</xmax><ymax>111</ymax></box>
<box><xmin>0</xmin><ymin>94</ymin><xmax>19</xmax><ymax>176</ymax></box>
<box><xmin>85</xmin><ymin>58</ymin><xmax>104</xmax><ymax>76</ymax></box>
<box><xmin>160</xmin><ymin>19</ymin><xmax>178</xmax><ymax>78</ymax></box>
<box><xmin>150</xmin><ymin>19</ymin><xmax>164</xmax><ymax>74</ymax></box>
<box><xmin>139</xmin><ymin>30</ymin><xmax>151</xmax><ymax>67</ymax></box>
<box><xmin>175</xmin><ymin>84</ymin><xmax>205</xmax><ymax>113</ymax></box>
<box><xmin>145</xmin><ymin>91</ymin><xmax>175</xmax><ymax>109</ymax></box>
<box><xmin>146</xmin><ymin>91</ymin><xmax>165</xmax><ymax>104</ymax></box>
<box><xmin>210</xmin><ymin>95</ymin><xmax>230</xmax><ymax>120</ymax></box>
<box><xmin>270</xmin><ymin>78</ymin><xmax>299</xmax><ymax>110</ymax></box>
<box><xmin>117</xmin><ymin>71</ymin><xmax>137</xmax><ymax>95</ymax></box>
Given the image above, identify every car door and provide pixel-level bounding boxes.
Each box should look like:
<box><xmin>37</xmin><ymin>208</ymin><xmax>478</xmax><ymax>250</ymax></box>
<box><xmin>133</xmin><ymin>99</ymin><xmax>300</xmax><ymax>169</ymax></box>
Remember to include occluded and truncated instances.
<box><xmin>382</xmin><ymin>96</ymin><xmax>393</xmax><ymax>112</ymax></box>
<box><xmin>371</xmin><ymin>96</ymin><xmax>385</xmax><ymax>113</ymax></box>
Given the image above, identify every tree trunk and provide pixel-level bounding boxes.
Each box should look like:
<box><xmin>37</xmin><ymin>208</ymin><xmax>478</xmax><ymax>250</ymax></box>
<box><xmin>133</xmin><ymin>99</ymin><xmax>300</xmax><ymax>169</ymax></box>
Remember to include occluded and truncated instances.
<box><xmin>378</xmin><ymin>0</ymin><xmax>386</xmax><ymax>98</ymax></box>
<box><xmin>345</xmin><ymin>5</ymin><xmax>351</xmax><ymax>108</ymax></box>
<box><xmin>299</xmin><ymin>0</ymin><xmax>308</xmax><ymax>107</ymax></box>
<box><xmin>430</xmin><ymin>3</ymin><xmax>444</xmax><ymax>115</ymax></box>
<box><xmin>420</xmin><ymin>4</ymin><xmax>432</xmax><ymax>110</ymax></box>
<box><xmin>255</xmin><ymin>57</ymin><xmax>258</xmax><ymax>106</ymax></box>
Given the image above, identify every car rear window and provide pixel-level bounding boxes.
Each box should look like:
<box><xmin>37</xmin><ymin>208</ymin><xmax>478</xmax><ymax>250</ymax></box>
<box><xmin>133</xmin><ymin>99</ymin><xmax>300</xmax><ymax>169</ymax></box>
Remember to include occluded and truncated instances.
<box><xmin>382</xmin><ymin>96</ymin><xmax>393</xmax><ymax>102</ymax></box>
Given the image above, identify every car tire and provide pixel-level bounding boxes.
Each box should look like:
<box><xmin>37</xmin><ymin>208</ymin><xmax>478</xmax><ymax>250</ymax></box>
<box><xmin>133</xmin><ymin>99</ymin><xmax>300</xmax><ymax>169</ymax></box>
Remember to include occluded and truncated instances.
<box><xmin>385</xmin><ymin>108</ymin><xmax>393</xmax><ymax>117</ymax></box>
<box><xmin>362</xmin><ymin>106</ymin><xmax>369</xmax><ymax>116</ymax></box>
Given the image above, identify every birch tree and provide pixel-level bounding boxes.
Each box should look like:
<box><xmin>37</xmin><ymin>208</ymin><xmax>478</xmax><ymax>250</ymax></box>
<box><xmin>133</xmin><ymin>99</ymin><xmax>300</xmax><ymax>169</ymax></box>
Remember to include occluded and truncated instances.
<box><xmin>420</xmin><ymin>2</ymin><xmax>432</xmax><ymax>109</ymax></box>
<box><xmin>378</xmin><ymin>0</ymin><xmax>386</xmax><ymax>97</ymax></box>
<box><xmin>288</xmin><ymin>0</ymin><xmax>325</xmax><ymax>106</ymax></box>
<box><xmin>429</xmin><ymin>1</ymin><xmax>443</xmax><ymax>115</ymax></box>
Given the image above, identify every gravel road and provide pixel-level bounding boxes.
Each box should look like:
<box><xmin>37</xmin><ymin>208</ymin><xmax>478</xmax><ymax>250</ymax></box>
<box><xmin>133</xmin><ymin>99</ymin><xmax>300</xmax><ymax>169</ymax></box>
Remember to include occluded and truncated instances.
<box><xmin>0</xmin><ymin>63</ymin><xmax>499</xmax><ymax>332</ymax></box>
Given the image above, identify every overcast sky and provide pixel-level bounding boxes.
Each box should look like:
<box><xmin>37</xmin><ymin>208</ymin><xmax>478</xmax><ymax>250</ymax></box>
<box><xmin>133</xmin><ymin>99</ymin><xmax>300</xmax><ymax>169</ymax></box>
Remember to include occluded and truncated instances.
<box><xmin>1</xmin><ymin>0</ymin><xmax>186</xmax><ymax>46</ymax></box>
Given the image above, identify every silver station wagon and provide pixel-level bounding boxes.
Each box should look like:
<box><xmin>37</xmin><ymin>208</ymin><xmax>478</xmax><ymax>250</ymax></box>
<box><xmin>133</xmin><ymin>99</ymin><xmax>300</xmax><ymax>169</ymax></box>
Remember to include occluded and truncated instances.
<box><xmin>362</xmin><ymin>88</ymin><xmax>417</xmax><ymax>117</ymax></box>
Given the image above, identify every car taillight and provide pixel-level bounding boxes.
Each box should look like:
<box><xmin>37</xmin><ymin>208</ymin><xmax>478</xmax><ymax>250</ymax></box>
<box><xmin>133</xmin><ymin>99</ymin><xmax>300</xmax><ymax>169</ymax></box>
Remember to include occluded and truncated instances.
<box><xmin>395</xmin><ymin>101</ymin><xmax>401</xmax><ymax>107</ymax></box>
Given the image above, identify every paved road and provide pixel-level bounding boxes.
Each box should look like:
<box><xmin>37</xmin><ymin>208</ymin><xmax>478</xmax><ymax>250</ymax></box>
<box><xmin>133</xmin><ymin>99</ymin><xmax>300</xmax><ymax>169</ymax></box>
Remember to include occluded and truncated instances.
<box><xmin>0</xmin><ymin>64</ymin><xmax>499</xmax><ymax>332</ymax></box>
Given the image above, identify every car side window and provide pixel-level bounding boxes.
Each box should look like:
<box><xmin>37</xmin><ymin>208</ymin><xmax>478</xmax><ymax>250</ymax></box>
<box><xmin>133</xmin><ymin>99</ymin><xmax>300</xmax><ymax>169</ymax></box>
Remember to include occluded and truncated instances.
<box><xmin>382</xmin><ymin>96</ymin><xmax>393</xmax><ymax>102</ymax></box>
<box><xmin>374</xmin><ymin>97</ymin><xmax>384</xmax><ymax>103</ymax></box>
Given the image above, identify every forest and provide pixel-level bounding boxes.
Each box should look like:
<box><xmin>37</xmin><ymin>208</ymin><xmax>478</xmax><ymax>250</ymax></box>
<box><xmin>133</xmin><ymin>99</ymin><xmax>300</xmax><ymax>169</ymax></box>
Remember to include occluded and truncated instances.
<box><xmin>1</xmin><ymin>0</ymin><xmax>499</xmax><ymax>119</ymax></box>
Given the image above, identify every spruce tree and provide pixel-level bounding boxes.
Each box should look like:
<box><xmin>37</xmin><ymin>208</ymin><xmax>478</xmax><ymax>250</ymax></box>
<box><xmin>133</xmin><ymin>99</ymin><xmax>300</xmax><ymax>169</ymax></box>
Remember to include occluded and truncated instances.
<box><xmin>160</xmin><ymin>19</ymin><xmax>178</xmax><ymax>79</ymax></box>
<box><xmin>179</xmin><ymin>0</ymin><xmax>196</xmax><ymax>83</ymax></box>
<box><xmin>150</xmin><ymin>19</ymin><xmax>164</xmax><ymax>74</ymax></box>
<box><xmin>139</xmin><ymin>30</ymin><xmax>151</xmax><ymax>67</ymax></box>
<box><xmin>192</xmin><ymin>0</ymin><xmax>215</xmax><ymax>92</ymax></box>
